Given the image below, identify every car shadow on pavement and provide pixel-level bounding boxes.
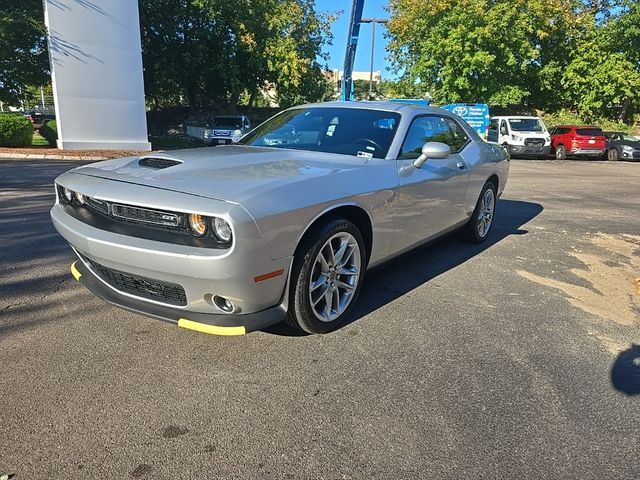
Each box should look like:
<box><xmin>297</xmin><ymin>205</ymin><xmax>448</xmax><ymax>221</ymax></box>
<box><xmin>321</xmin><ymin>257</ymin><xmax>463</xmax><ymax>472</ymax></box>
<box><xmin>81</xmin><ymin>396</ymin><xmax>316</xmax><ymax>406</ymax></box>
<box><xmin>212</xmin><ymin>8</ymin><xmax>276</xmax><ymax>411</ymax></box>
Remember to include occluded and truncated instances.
<box><xmin>611</xmin><ymin>345</ymin><xmax>640</xmax><ymax>396</ymax></box>
<box><xmin>264</xmin><ymin>199</ymin><xmax>543</xmax><ymax>336</ymax></box>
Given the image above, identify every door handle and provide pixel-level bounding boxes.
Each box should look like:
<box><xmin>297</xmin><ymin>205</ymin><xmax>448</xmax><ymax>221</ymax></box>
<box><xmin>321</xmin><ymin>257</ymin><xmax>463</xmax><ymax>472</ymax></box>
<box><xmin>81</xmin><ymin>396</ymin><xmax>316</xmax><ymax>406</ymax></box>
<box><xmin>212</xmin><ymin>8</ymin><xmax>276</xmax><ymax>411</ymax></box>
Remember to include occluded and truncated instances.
<box><xmin>456</xmin><ymin>162</ymin><xmax>466</xmax><ymax>170</ymax></box>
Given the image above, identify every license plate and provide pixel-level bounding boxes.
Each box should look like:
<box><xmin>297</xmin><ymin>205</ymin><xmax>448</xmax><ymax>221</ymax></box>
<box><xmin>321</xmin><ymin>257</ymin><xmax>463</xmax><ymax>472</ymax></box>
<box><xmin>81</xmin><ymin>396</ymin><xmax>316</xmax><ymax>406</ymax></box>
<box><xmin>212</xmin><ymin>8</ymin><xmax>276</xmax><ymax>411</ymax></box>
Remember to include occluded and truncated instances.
<box><xmin>217</xmin><ymin>139</ymin><xmax>225</xmax><ymax>144</ymax></box>
<box><xmin>588</xmin><ymin>139</ymin><xmax>595</xmax><ymax>144</ymax></box>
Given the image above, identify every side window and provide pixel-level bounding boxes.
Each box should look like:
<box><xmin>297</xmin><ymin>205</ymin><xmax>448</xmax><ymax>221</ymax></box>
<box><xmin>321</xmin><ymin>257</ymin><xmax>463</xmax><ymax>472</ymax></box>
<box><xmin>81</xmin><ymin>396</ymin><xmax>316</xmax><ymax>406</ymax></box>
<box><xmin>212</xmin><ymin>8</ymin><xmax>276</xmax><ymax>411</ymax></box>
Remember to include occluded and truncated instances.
<box><xmin>487</xmin><ymin>119</ymin><xmax>499</xmax><ymax>142</ymax></box>
<box><xmin>443</xmin><ymin>117</ymin><xmax>469</xmax><ymax>152</ymax></box>
<box><xmin>399</xmin><ymin>116</ymin><xmax>468</xmax><ymax>159</ymax></box>
<box><xmin>500</xmin><ymin>120</ymin><xmax>508</xmax><ymax>135</ymax></box>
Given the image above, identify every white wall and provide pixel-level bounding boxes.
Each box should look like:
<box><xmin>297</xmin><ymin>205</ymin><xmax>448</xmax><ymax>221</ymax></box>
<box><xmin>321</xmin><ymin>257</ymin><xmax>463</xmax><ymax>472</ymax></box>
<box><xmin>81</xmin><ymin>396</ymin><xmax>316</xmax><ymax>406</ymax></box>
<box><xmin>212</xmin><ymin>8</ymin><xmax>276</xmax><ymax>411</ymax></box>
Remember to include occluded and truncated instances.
<box><xmin>44</xmin><ymin>0</ymin><xmax>151</xmax><ymax>151</ymax></box>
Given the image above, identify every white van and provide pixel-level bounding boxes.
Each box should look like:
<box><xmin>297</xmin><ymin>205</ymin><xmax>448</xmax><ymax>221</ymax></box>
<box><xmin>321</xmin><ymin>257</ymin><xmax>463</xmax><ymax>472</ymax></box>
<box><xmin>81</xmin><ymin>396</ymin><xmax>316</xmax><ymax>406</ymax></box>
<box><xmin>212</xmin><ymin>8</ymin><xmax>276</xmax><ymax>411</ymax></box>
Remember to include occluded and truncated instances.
<box><xmin>487</xmin><ymin>116</ymin><xmax>551</xmax><ymax>158</ymax></box>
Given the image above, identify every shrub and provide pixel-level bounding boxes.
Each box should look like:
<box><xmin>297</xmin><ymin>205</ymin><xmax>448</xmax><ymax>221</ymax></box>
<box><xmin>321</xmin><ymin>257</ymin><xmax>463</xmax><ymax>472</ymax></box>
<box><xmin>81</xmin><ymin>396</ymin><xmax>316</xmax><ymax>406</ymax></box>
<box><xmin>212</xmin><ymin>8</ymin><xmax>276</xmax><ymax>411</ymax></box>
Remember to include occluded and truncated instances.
<box><xmin>39</xmin><ymin>120</ymin><xmax>58</xmax><ymax>146</ymax></box>
<box><xmin>542</xmin><ymin>109</ymin><xmax>631</xmax><ymax>132</ymax></box>
<box><xmin>0</xmin><ymin>113</ymin><xmax>33</xmax><ymax>147</ymax></box>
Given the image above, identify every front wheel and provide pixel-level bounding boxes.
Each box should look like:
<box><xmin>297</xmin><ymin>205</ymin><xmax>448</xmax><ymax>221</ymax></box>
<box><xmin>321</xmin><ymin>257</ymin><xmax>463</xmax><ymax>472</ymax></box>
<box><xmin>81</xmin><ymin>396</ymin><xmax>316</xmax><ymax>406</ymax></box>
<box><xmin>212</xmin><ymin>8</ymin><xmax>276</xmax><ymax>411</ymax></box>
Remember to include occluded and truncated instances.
<box><xmin>555</xmin><ymin>145</ymin><xmax>566</xmax><ymax>160</ymax></box>
<box><xmin>607</xmin><ymin>148</ymin><xmax>620</xmax><ymax>161</ymax></box>
<box><xmin>461</xmin><ymin>181</ymin><xmax>497</xmax><ymax>243</ymax></box>
<box><xmin>286</xmin><ymin>219</ymin><xmax>366</xmax><ymax>334</ymax></box>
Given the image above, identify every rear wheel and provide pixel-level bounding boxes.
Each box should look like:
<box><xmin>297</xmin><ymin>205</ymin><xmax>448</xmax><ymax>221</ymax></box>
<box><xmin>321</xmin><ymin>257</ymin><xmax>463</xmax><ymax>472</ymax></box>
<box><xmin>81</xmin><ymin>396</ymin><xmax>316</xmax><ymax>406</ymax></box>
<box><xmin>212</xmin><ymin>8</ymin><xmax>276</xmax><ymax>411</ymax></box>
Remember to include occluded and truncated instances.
<box><xmin>607</xmin><ymin>148</ymin><xmax>620</xmax><ymax>161</ymax></box>
<box><xmin>462</xmin><ymin>181</ymin><xmax>497</xmax><ymax>243</ymax></box>
<box><xmin>286</xmin><ymin>219</ymin><xmax>366</xmax><ymax>334</ymax></box>
<box><xmin>555</xmin><ymin>145</ymin><xmax>566</xmax><ymax>160</ymax></box>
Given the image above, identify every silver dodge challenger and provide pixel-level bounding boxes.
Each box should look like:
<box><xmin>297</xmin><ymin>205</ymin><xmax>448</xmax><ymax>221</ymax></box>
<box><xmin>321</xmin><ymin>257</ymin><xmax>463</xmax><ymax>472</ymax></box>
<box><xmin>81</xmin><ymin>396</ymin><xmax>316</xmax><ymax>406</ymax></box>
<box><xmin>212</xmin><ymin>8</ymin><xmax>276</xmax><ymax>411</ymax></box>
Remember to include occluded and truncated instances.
<box><xmin>51</xmin><ymin>102</ymin><xmax>509</xmax><ymax>335</ymax></box>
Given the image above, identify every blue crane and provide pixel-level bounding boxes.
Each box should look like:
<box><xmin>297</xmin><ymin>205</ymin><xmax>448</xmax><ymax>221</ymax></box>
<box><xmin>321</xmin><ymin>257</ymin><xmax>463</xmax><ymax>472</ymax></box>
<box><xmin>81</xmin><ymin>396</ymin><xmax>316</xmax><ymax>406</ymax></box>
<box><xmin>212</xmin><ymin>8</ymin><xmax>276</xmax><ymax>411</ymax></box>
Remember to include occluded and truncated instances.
<box><xmin>340</xmin><ymin>0</ymin><xmax>365</xmax><ymax>101</ymax></box>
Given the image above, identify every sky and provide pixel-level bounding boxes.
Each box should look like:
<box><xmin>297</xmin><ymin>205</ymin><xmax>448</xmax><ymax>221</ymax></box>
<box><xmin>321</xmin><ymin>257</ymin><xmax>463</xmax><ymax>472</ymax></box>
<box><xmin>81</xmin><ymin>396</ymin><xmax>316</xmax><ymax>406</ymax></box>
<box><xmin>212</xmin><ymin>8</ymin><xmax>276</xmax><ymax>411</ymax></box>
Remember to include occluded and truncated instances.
<box><xmin>314</xmin><ymin>0</ymin><xmax>395</xmax><ymax>79</ymax></box>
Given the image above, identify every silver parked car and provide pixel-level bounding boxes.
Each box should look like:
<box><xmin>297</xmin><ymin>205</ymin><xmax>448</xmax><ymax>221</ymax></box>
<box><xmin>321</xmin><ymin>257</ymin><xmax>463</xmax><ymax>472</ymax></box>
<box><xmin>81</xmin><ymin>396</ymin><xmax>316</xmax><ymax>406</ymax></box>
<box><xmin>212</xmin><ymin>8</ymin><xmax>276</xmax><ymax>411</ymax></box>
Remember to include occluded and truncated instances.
<box><xmin>51</xmin><ymin>102</ymin><xmax>509</xmax><ymax>335</ymax></box>
<box><xmin>203</xmin><ymin>114</ymin><xmax>251</xmax><ymax>145</ymax></box>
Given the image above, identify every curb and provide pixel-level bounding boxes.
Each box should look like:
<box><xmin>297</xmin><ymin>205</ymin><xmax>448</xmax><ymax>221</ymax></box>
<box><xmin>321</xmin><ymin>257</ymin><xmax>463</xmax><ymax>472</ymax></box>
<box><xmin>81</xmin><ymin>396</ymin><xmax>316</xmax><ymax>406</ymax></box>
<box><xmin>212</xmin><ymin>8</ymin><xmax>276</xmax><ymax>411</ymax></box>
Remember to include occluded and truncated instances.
<box><xmin>0</xmin><ymin>152</ymin><xmax>110</xmax><ymax>160</ymax></box>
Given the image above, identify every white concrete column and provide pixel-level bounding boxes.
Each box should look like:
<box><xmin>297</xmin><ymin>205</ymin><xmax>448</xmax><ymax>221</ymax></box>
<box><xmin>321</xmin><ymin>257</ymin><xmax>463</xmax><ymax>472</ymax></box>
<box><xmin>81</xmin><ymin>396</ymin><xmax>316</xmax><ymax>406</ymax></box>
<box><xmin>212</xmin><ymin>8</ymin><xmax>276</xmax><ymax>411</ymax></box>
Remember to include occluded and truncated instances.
<box><xmin>44</xmin><ymin>0</ymin><xmax>151</xmax><ymax>151</ymax></box>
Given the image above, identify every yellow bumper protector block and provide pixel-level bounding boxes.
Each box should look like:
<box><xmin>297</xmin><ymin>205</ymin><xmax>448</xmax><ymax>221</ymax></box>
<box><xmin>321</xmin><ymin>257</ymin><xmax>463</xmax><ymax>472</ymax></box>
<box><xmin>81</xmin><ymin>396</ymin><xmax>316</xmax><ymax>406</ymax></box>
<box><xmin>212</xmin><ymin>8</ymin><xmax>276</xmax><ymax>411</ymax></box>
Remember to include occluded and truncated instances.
<box><xmin>70</xmin><ymin>261</ymin><xmax>82</xmax><ymax>281</ymax></box>
<box><xmin>178</xmin><ymin>318</ymin><xmax>246</xmax><ymax>336</ymax></box>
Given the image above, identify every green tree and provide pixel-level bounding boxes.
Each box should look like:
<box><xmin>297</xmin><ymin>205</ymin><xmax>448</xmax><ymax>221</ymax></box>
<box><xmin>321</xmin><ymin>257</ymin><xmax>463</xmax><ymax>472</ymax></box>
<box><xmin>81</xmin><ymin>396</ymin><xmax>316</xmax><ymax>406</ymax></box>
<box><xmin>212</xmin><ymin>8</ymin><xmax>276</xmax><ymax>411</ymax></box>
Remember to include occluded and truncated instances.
<box><xmin>0</xmin><ymin>0</ymin><xmax>49</xmax><ymax>105</ymax></box>
<box><xmin>387</xmin><ymin>0</ymin><xmax>580</xmax><ymax>107</ymax></box>
<box><xmin>140</xmin><ymin>0</ymin><xmax>335</xmax><ymax>110</ymax></box>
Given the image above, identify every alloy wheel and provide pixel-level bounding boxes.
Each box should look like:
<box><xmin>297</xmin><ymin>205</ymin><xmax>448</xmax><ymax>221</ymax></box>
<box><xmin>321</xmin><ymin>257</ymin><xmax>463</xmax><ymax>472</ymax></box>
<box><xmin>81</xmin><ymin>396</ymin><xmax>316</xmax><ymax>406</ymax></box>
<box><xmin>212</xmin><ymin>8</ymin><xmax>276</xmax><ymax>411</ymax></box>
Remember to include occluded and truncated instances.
<box><xmin>308</xmin><ymin>232</ymin><xmax>361</xmax><ymax>323</ymax></box>
<box><xmin>476</xmin><ymin>188</ymin><xmax>495</xmax><ymax>238</ymax></box>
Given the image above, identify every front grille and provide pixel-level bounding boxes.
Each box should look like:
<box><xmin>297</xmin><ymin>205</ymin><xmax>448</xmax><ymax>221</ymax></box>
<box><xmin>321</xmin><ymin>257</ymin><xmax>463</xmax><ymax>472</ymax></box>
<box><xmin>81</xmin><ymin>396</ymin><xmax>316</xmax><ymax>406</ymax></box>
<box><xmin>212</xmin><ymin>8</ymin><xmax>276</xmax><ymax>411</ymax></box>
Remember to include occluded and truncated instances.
<box><xmin>213</xmin><ymin>130</ymin><xmax>231</xmax><ymax>136</ymax></box>
<box><xmin>85</xmin><ymin>196</ymin><xmax>109</xmax><ymax>214</ymax></box>
<box><xmin>85</xmin><ymin>257</ymin><xmax>187</xmax><ymax>306</ymax></box>
<box><xmin>111</xmin><ymin>204</ymin><xmax>180</xmax><ymax>227</ymax></box>
<box><xmin>525</xmin><ymin>138</ymin><xmax>545</xmax><ymax>146</ymax></box>
<box><xmin>138</xmin><ymin>157</ymin><xmax>181</xmax><ymax>169</ymax></box>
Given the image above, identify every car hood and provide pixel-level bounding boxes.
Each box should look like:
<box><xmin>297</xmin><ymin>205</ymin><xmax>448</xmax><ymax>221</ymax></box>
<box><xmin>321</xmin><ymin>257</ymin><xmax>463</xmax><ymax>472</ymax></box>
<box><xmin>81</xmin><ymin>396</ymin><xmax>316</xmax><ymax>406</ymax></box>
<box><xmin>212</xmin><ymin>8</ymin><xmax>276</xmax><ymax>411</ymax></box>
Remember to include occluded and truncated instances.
<box><xmin>621</xmin><ymin>140</ymin><xmax>640</xmax><ymax>148</ymax></box>
<box><xmin>72</xmin><ymin>145</ymin><xmax>370</xmax><ymax>206</ymax></box>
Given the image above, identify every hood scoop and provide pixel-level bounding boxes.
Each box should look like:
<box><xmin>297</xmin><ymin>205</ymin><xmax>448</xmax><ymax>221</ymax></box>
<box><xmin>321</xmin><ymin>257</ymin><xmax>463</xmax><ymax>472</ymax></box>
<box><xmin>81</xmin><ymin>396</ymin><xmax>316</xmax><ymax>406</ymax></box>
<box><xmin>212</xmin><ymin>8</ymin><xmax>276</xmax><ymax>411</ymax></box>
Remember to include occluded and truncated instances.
<box><xmin>138</xmin><ymin>157</ymin><xmax>182</xmax><ymax>169</ymax></box>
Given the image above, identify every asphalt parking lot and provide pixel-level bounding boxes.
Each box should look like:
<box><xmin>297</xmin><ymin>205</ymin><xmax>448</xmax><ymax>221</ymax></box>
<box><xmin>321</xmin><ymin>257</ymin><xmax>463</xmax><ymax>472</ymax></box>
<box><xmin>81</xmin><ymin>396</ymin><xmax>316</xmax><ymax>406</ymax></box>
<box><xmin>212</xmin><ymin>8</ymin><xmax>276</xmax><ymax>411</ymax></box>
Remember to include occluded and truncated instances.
<box><xmin>1</xmin><ymin>157</ymin><xmax>639</xmax><ymax>479</ymax></box>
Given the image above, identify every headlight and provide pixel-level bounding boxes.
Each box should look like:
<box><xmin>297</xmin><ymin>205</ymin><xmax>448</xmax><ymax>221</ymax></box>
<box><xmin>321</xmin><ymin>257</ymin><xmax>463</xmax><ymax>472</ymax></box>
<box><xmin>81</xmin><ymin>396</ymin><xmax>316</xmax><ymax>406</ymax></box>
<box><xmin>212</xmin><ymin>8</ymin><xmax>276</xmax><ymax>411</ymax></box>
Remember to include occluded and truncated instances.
<box><xmin>188</xmin><ymin>213</ymin><xmax>208</xmax><ymax>237</ymax></box>
<box><xmin>75</xmin><ymin>192</ymin><xmax>86</xmax><ymax>205</ymax></box>
<box><xmin>511</xmin><ymin>134</ymin><xmax>523</xmax><ymax>142</ymax></box>
<box><xmin>233</xmin><ymin>129</ymin><xmax>242</xmax><ymax>136</ymax></box>
<box><xmin>623</xmin><ymin>145</ymin><xmax>634</xmax><ymax>152</ymax></box>
<box><xmin>212</xmin><ymin>217</ymin><xmax>232</xmax><ymax>243</ymax></box>
<box><xmin>63</xmin><ymin>187</ymin><xmax>74</xmax><ymax>202</ymax></box>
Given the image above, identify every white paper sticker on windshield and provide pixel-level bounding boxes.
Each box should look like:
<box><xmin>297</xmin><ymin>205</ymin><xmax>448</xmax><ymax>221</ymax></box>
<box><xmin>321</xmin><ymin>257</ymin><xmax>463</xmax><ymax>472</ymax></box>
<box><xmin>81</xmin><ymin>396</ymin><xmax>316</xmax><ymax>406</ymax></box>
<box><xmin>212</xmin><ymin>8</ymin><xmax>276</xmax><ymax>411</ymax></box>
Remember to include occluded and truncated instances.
<box><xmin>357</xmin><ymin>151</ymin><xmax>373</xmax><ymax>159</ymax></box>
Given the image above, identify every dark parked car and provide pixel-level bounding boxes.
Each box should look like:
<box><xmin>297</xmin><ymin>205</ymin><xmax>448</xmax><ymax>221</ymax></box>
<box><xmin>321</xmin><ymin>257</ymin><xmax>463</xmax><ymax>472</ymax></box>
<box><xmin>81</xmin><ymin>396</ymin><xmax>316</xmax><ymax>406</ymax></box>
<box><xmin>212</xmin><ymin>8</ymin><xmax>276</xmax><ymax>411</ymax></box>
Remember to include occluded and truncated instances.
<box><xmin>27</xmin><ymin>107</ymin><xmax>56</xmax><ymax>128</ymax></box>
<box><xmin>604</xmin><ymin>131</ymin><xmax>640</xmax><ymax>161</ymax></box>
<box><xmin>549</xmin><ymin>125</ymin><xmax>607</xmax><ymax>160</ymax></box>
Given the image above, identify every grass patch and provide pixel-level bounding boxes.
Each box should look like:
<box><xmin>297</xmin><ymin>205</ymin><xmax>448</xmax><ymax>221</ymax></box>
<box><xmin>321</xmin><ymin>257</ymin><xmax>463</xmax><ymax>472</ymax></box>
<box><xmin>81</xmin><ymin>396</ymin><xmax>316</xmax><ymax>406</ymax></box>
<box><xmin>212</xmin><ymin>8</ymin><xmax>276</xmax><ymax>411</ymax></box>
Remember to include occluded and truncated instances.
<box><xmin>31</xmin><ymin>132</ymin><xmax>50</xmax><ymax>146</ymax></box>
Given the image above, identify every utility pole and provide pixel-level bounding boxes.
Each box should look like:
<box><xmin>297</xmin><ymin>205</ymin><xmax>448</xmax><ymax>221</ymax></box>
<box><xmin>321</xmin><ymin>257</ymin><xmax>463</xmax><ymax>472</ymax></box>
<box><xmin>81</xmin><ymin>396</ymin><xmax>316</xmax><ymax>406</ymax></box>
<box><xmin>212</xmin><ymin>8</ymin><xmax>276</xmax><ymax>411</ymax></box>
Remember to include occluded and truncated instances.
<box><xmin>360</xmin><ymin>18</ymin><xmax>388</xmax><ymax>100</ymax></box>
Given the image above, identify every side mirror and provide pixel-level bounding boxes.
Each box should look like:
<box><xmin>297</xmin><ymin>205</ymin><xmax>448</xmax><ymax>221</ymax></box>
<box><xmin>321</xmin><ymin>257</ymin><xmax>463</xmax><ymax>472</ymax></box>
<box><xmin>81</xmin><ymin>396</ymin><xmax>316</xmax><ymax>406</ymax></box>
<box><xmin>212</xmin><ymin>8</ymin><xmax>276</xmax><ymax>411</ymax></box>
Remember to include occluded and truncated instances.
<box><xmin>413</xmin><ymin>142</ymin><xmax>451</xmax><ymax>168</ymax></box>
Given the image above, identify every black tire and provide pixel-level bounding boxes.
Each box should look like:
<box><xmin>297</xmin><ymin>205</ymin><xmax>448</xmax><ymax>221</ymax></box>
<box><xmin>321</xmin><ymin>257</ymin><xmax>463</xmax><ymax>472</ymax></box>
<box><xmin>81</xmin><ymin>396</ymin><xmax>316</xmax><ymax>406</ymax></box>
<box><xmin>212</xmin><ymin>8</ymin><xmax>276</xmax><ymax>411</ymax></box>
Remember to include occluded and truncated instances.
<box><xmin>285</xmin><ymin>219</ymin><xmax>367</xmax><ymax>334</ymax></box>
<box><xmin>461</xmin><ymin>180</ymin><xmax>497</xmax><ymax>243</ymax></box>
<box><xmin>555</xmin><ymin>145</ymin><xmax>566</xmax><ymax>160</ymax></box>
<box><xmin>607</xmin><ymin>148</ymin><xmax>620</xmax><ymax>161</ymax></box>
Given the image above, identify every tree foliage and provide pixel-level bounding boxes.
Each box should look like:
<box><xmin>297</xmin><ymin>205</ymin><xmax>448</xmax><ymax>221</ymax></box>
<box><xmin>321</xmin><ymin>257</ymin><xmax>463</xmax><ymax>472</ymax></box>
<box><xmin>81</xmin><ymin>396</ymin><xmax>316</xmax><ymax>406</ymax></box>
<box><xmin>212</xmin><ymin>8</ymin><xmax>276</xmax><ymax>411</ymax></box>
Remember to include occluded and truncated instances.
<box><xmin>139</xmin><ymin>0</ymin><xmax>335</xmax><ymax>110</ymax></box>
<box><xmin>0</xmin><ymin>0</ymin><xmax>49</xmax><ymax>105</ymax></box>
<box><xmin>387</xmin><ymin>0</ymin><xmax>640</xmax><ymax>121</ymax></box>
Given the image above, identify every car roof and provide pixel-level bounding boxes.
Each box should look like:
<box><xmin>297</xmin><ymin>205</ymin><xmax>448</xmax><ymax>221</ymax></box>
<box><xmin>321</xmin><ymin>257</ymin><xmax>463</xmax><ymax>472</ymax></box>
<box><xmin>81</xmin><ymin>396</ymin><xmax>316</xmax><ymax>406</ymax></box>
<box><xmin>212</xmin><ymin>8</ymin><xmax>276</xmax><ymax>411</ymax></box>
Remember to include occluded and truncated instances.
<box><xmin>491</xmin><ymin>115</ymin><xmax>541</xmax><ymax>120</ymax></box>
<box><xmin>554</xmin><ymin>125</ymin><xmax>600</xmax><ymax>129</ymax></box>
<box><xmin>297</xmin><ymin>100</ymin><xmax>445</xmax><ymax>115</ymax></box>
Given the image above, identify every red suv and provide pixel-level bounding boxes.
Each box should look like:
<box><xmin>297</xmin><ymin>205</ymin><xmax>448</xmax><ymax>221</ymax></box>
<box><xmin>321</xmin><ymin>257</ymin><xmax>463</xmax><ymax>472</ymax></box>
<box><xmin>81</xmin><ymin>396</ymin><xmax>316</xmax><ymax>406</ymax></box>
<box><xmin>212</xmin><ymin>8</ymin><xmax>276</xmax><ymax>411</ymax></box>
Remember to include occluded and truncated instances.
<box><xmin>549</xmin><ymin>125</ymin><xmax>607</xmax><ymax>160</ymax></box>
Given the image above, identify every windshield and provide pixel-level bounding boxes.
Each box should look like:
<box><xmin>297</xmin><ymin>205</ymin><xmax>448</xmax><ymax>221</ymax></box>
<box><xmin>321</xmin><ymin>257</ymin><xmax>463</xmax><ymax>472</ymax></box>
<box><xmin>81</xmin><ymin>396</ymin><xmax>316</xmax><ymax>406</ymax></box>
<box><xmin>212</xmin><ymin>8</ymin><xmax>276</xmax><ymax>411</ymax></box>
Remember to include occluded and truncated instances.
<box><xmin>240</xmin><ymin>107</ymin><xmax>401</xmax><ymax>159</ymax></box>
<box><xmin>623</xmin><ymin>134</ymin><xmax>640</xmax><ymax>142</ymax></box>
<box><xmin>508</xmin><ymin>118</ymin><xmax>545</xmax><ymax>132</ymax></box>
<box><xmin>576</xmin><ymin>128</ymin><xmax>603</xmax><ymax>136</ymax></box>
<box><xmin>212</xmin><ymin>117</ymin><xmax>242</xmax><ymax>128</ymax></box>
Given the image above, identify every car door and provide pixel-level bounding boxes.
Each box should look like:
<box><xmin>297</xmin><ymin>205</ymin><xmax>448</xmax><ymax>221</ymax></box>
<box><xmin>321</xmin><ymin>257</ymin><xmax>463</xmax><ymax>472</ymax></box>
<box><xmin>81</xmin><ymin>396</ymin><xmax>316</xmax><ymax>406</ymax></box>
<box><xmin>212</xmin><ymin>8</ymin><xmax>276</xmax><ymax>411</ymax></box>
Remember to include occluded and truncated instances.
<box><xmin>393</xmin><ymin>115</ymin><xmax>471</xmax><ymax>253</ymax></box>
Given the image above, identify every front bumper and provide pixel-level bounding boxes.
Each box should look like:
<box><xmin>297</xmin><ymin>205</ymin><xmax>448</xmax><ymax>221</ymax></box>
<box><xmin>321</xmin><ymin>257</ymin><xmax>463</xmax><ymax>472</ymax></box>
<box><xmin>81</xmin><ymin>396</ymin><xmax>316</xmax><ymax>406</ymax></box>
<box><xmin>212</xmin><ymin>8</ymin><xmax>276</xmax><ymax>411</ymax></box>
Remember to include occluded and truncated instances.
<box><xmin>70</xmin><ymin>261</ymin><xmax>286</xmax><ymax>335</ymax></box>
<box><xmin>621</xmin><ymin>150</ymin><xmax>640</xmax><ymax>160</ymax></box>
<box><xmin>509</xmin><ymin>144</ymin><xmax>550</xmax><ymax>156</ymax></box>
<box><xmin>50</xmin><ymin>173</ymin><xmax>293</xmax><ymax>335</ymax></box>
